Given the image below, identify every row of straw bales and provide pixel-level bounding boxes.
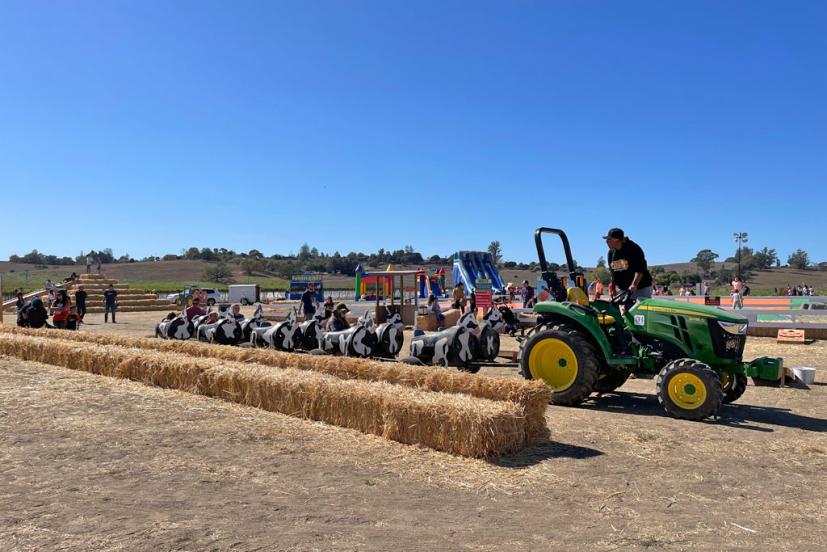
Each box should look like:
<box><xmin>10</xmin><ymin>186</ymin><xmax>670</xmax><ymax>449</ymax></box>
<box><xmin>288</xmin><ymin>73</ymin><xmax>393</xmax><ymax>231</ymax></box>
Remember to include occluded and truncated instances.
<box><xmin>0</xmin><ymin>325</ymin><xmax>550</xmax><ymax>442</ymax></box>
<box><xmin>0</xmin><ymin>327</ymin><xmax>551</xmax><ymax>456</ymax></box>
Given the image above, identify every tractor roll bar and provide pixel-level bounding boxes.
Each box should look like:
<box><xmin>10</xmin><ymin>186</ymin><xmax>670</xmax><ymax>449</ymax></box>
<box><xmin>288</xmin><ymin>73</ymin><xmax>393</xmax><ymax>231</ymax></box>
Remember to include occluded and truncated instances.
<box><xmin>534</xmin><ymin>227</ymin><xmax>577</xmax><ymax>278</ymax></box>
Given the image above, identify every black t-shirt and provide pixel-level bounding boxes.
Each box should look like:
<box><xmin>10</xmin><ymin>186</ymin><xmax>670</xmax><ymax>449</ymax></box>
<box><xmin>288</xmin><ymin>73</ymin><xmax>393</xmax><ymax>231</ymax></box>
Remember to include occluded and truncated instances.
<box><xmin>300</xmin><ymin>290</ymin><xmax>316</xmax><ymax>313</ymax></box>
<box><xmin>75</xmin><ymin>290</ymin><xmax>87</xmax><ymax>305</ymax></box>
<box><xmin>608</xmin><ymin>239</ymin><xmax>653</xmax><ymax>291</ymax></box>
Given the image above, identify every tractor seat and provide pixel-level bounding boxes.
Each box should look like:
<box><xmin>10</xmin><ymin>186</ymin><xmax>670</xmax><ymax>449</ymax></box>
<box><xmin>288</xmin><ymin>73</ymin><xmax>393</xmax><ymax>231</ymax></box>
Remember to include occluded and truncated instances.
<box><xmin>566</xmin><ymin>287</ymin><xmax>590</xmax><ymax>306</ymax></box>
<box><xmin>597</xmin><ymin>314</ymin><xmax>616</xmax><ymax>325</ymax></box>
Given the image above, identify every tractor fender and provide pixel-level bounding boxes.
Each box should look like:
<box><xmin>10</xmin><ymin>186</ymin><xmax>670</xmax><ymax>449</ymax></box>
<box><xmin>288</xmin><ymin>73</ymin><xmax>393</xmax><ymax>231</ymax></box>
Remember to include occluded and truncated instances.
<box><xmin>528</xmin><ymin>302</ymin><xmax>614</xmax><ymax>363</ymax></box>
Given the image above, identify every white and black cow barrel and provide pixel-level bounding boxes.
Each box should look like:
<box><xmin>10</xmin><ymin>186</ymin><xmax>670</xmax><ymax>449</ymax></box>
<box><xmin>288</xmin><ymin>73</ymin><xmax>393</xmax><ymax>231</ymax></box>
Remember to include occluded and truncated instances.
<box><xmin>298</xmin><ymin>319</ymin><xmax>320</xmax><ymax>350</ymax></box>
<box><xmin>475</xmin><ymin>326</ymin><xmax>500</xmax><ymax>361</ymax></box>
<box><xmin>197</xmin><ymin>317</ymin><xmax>242</xmax><ymax>345</ymax></box>
<box><xmin>407</xmin><ymin>325</ymin><xmax>476</xmax><ymax>369</ymax></box>
<box><xmin>251</xmin><ymin>316</ymin><xmax>300</xmax><ymax>352</ymax></box>
<box><xmin>374</xmin><ymin>313</ymin><xmax>404</xmax><ymax>359</ymax></box>
<box><xmin>155</xmin><ymin>314</ymin><xmax>194</xmax><ymax>340</ymax></box>
<box><xmin>297</xmin><ymin>309</ymin><xmax>327</xmax><ymax>350</ymax></box>
<box><xmin>241</xmin><ymin>318</ymin><xmax>271</xmax><ymax>342</ymax></box>
<box><xmin>321</xmin><ymin>325</ymin><xmax>377</xmax><ymax>357</ymax></box>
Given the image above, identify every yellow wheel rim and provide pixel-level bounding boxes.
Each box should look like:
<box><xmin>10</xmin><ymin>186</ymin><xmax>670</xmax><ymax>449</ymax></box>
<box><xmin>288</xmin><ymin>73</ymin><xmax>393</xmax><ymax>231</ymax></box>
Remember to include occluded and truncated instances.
<box><xmin>528</xmin><ymin>338</ymin><xmax>578</xmax><ymax>391</ymax></box>
<box><xmin>668</xmin><ymin>373</ymin><xmax>708</xmax><ymax>410</ymax></box>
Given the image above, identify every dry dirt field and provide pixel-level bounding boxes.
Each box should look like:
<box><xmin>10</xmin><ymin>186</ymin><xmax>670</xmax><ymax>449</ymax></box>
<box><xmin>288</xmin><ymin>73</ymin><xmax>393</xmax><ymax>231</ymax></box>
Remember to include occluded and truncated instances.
<box><xmin>1</xmin><ymin>310</ymin><xmax>826</xmax><ymax>551</ymax></box>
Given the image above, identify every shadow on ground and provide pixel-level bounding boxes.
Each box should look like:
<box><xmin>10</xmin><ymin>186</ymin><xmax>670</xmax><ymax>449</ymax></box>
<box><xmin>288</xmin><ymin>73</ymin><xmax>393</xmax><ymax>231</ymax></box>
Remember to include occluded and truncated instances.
<box><xmin>491</xmin><ymin>441</ymin><xmax>603</xmax><ymax>469</ymax></box>
<box><xmin>582</xmin><ymin>391</ymin><xmax>827</xmax><ymax>433</ymax></box>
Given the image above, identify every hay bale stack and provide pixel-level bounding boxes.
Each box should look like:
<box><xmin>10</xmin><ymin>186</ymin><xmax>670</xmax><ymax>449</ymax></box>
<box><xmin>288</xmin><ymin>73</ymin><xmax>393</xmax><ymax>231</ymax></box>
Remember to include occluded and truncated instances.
<box><xmin>0</xmin><ymin>325</ymin><xmax>551</xmax><ymax>443</ymax></box>
<box><xmin>0</xmin><ymin>333</ymin><xmax>527</xmax><ymax>457</ymax></box>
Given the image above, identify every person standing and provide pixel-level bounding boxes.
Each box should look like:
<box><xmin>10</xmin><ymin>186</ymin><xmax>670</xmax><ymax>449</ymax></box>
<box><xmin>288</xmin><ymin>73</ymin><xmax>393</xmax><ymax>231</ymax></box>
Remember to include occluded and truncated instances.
<box><xmin>96</xmin><ymin>258</ymin><xmax>102</xmax><ymax>274</ymax></box>
<box><xmin>300</xmin><ymin>284</ymin><xmax>317</xmax><ymax>321</ymax></box>
<box><xmin>521</xmin><ymin>280</ymin><xmax>535</xmax><ymax>308</ymax></box>
<box><xmin>604</xmin><ymin>228</ymin><xmax>653</xmax><ymax>301</ymax></box>
<box><xmin>103</xmin><ymin>283</ymin><xmax>118</xmax><ymax>323</ymax></box>
<box><xmin>74</xmin><ymin>285</ymin><xmax>88</xmax><ymax>321</ymax></box>
<box><xmin>469</xmin><ymin>289</ymin><xmax>477</xmax><ymax>314</ymax></box>
<box><xmin>86</xmin><ymin>254</ymin><xmax>93</xmax><ymax>274</ymax></box>
<box><xmin>452</xmin><ymin>283</ymin><xmax>467</xmax><ymax>313</ymax></box>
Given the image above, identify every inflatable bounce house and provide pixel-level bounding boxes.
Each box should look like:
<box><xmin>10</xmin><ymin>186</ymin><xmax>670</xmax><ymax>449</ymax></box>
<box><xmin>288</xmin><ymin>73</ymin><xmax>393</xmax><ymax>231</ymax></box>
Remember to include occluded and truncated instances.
<box><xmin>418</xmin><ymin>268</ymin><xmax>445</xmax><ymax>299</ymax></box>
<box><xmin>354</xmin><ymin>264</ymin><xmax>393</xmax><ymax>301</ymax></box>
<box><xmin>452</xmin><ymin>251</ymin><xmax>505</xmax><ymax>295</ymax></box>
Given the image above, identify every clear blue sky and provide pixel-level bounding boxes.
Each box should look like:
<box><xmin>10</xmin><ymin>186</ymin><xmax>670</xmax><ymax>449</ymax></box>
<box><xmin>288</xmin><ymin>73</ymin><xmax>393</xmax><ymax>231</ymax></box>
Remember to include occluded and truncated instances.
<box><xmin>1</xmin><ymin>1</ymin><xmax>824</xmax><ymax>266</ymax></box>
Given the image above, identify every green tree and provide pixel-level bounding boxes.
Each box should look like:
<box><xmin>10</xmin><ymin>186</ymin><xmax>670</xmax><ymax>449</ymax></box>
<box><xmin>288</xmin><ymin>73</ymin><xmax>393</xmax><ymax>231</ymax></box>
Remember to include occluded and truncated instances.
<box><xmin>297</xmin><ymin>243</ymin><xmax>311</xmax><ymax>262</ymax></box>
<box><xmin>202</xmin><ymin>262</ymin><xmax>235</xmax><ymax>284</ymax></box>
<box><xmin>750</xmin><ymin>247</ymin><xmax>778</xmax><ymax>270</ymax></box>
<box><xmin>787</xmin><ymin>249</ymin><xmax>810</xmax><ymax>270</ymax></box>
<box><xmin>691</xmin><ymin>249</ymin><xmax>719</xmax><ymax>275</ymax></box>
<box><xmin>487</xmin><ymin>241</ymin><xmax>503</xmax><ymax>265</ymax></box>
<box><xmin>596</xmin><ymin>256</ymin><xmax>606</xmax><ymax>268</ymax></box>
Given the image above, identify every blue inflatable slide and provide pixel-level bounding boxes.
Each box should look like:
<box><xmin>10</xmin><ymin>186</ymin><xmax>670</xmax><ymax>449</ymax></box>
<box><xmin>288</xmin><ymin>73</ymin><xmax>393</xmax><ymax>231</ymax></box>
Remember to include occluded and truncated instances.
<box><xmin>451</xmin><ymin>251</ymin><xmax>505</xmax><ymax>294</ymax></box>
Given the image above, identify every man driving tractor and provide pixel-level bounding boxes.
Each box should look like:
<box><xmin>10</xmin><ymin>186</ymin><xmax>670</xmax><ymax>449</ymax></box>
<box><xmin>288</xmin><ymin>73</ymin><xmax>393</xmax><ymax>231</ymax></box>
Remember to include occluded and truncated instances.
<box><xmin>604</xmin><ymin>227</ymin><xmax>653</xmax><ymax>301</ymax></box>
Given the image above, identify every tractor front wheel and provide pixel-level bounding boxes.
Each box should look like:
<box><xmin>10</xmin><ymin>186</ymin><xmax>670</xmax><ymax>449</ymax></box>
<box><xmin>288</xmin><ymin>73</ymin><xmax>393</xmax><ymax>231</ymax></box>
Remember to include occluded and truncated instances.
<box><xmin>722</xmin><ymin>372</ymin><xmax>748</xmax><ymax>404</ymax></box>
<box><xmin>520</xmin><ymin>326</ymin><xmax>600</xmax><ymax>406</ymax></box>
<box><xmin>656</xmin><ymin>359</ymin><xmax>723</xmax><ymax>420</ymax></box>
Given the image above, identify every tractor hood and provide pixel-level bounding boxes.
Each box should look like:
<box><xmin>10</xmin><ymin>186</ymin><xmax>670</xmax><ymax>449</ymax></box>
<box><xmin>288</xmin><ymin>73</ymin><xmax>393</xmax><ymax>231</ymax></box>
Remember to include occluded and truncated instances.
<box><xmin>633</xmin><ymin>298</ymin><xmax>747</xmax><ymax>324</ymax></box>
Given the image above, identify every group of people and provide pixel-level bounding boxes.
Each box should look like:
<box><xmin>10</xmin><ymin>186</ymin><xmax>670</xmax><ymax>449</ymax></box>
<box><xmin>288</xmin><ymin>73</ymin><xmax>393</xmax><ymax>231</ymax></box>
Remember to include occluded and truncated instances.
<box><xmin>299</xmin><ymin>284</ymin><xmax>351</xmax><ymax>332</ymax></box>
<box><xmin>778</xmin><ymin>284</ymin><xmax>815</xmax><ymax>297</ymax></box>
<box><xmin>15</xmin><ymin>281</ymin><xmax>119</xmax><ymax>329</ymax></box>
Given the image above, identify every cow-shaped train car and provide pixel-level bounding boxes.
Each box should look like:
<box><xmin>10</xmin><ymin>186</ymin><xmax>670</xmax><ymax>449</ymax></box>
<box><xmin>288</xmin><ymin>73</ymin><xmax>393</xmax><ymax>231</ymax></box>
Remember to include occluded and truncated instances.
<box><xmin>373</xmin><ymin>310</ymin><xmax>405</xmax><ymax>359</ymax></box>
<box><xmin>318</xmin><ymin>310</ymin><xmax>377</xmax><ymax>357</ymax></box>
<box><xmin>250</xmin><ymin>307</ymin><xmax>301</xmax><ymax>352</ymax></box>
<box><xmin>297</xmin><ymin>307</ymin><xmax>327</xmax><ymax>350</ymax></box>
<box><xmin>196</xmin><ymin>308</ymin><xmax>243</xmax><ymax>345</ymax></box>
<box><xmin>405</xmin><ymin>311</ymin><xmax>478</xmax><ymax>370</ymax></box>
<box><xmin>155</xmin><ymin>309</ymin><xmax>194</xmax><ymax>340</ymax></box>
<box><xmin>240</xmin><ymin>304</ymin><xmax>272</xmax><ymax>342</ymax></box>
<box><xmin>468</xmin><ymin>306</ymin><xmax>504</xmax><ymax>362</ymax></box>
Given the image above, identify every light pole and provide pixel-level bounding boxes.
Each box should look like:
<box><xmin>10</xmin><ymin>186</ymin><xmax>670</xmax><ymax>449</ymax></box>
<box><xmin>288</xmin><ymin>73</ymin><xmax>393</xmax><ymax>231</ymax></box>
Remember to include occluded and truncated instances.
<box><xmin>733</xmin><ymin>232</ymin><xmax>748</xmax><ymax>279</ymax></box>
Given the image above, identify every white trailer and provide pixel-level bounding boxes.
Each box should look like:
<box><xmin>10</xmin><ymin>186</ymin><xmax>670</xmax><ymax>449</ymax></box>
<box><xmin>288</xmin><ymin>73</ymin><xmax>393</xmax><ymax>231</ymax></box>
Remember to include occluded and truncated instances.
<box><xmin>227</xmin><ymin>284</ymin><xmax>260</xmax><ymax>305</ymax></box>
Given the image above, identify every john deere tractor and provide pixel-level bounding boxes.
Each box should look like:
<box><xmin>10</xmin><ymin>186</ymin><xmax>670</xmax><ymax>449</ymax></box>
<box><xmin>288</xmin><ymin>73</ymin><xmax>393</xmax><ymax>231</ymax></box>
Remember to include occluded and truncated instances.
<box><xmin>519</xmin><ymin>228</ymin><xmax>783</xmax><ymax>420</ymax></box>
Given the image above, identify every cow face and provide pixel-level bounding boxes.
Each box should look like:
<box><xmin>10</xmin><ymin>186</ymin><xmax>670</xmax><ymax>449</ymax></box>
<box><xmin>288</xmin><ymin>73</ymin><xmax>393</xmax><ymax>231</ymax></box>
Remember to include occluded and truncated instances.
<box><xmin>456</xmin><ymin>311</ymin><xmax>481</xmax><ymax>337</ymax></box>
<box><xmin>358</xmin><ymin>310</ymin><xmax>376</xmax><ymax>333</ymax></box>
<box><xmin>385</xmin><ymin>311</ymin><xmax>404</xmax><ymax>330</ymax></box>
<box><xmin>482</xmin><ymin>306</ymin><xmax>506</xmax><ymax>333</ymax></box>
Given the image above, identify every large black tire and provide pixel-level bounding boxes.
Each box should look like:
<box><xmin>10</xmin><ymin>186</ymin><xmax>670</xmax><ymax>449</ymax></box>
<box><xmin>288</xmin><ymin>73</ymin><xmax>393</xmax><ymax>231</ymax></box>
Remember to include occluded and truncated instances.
<box><xmin>519</xmin><ymin>325</ymin><xmax>600</xmax><ymax>406</ymax></box>
<box><xmin>656</xmin><ymin>359</ymin><xmax>723</xmax><ymax>420</ymax></box>
<box><xmin>593</xmin><ymin>369</ymin><xmax>630</xmax><ymax>394</ymax></box>
<box><xmin>722</xmin><ymin>373</ymin><xmax>748</xmax><ymax>404</ymax></box>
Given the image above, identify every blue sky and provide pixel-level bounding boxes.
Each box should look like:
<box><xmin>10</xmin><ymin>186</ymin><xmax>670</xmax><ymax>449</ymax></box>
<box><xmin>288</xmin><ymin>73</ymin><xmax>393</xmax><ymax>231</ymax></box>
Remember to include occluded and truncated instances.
<box><xmin>1</xmin><ymin>1</ymin><xmax>824</xmax><ymax>266</ymax></box>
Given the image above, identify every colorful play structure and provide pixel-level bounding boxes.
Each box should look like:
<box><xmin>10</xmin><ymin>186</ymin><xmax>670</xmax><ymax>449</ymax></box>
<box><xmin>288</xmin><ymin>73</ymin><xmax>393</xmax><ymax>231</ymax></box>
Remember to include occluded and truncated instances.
<box><xmin>452</xmin><ymin>251</ymin><xmax>505</xmax><ymax>294</ymax></box>
<box><xmin>418</xmin><ymin>268</ymin><xmax>445</xmax><ymax>299</ymax></box>
<box><xmin>354</xmin><ymin>264</ymin><xmax>425</xmax><ymax>325</ymax></box>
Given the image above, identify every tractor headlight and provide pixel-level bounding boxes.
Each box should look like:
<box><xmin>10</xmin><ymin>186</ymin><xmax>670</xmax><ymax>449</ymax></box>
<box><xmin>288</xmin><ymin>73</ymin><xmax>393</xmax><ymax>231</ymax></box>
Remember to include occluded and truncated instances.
<box><xmin>718</xmin><ymin>320</ymin><xmax>748</xmax><ymax>335</ymax></box>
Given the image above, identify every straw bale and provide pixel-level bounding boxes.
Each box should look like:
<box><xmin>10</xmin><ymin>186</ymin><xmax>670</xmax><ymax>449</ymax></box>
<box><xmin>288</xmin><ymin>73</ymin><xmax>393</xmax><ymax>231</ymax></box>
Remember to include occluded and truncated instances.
<box><xmin>0</xmin><ymin>326</ymin><xmax>550</xmax><ymax>443</ymax></box>
<box><xmin>0</xmin><ymin>333</ymin><xmax>526</xmax><ymax>457</ymax></box>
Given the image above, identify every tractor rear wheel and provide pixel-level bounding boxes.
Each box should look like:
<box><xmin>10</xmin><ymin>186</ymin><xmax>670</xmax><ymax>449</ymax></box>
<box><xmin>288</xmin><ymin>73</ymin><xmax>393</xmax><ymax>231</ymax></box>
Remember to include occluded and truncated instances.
<box><xmin>656</xmin><ymin>359</ymin><xmax>723</xmax><ymax>420</ymax></box>
<box><xmin>593</xmin><ymin>370</ymin><xmax>630</xmax><ymax>394</ymax></box>
<box><xmin>722</xmin><ymin>372</ymin><xmax>748</xmax><ymax>404</ymax></box>
<box><xmin>520</xmin><ymin>326</ymin><xmax>600</xmax><ymax>406</ymax></box>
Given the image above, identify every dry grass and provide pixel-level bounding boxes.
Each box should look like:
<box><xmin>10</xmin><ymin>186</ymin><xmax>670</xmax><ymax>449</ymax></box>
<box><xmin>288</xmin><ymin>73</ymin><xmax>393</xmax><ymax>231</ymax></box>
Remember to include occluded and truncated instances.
<box><xmin>0</xmin><ymin>325</ymin><xmax>550</xmax><ymax>442</ymax></box>
<box><xmin>0</xmin><ymin>332</ymin><xmax>533</xmax><ymax>457</ymax></box>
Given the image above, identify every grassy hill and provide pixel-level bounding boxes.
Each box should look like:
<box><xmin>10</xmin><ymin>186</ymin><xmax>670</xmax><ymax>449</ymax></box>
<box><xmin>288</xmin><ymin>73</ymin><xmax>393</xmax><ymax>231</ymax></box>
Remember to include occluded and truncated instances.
<box><xmin>2</xmin><ymin>259</ymin><xmax>826</xmax><ymax>296</ymax></box>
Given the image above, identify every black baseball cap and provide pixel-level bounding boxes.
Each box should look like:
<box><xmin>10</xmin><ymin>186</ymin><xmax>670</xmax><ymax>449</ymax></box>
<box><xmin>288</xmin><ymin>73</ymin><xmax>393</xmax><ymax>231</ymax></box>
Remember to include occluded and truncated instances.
<box><xmin>603</xmin><ymin>228</ymin><xmax>625</xmax><ymax>240</ymax></box>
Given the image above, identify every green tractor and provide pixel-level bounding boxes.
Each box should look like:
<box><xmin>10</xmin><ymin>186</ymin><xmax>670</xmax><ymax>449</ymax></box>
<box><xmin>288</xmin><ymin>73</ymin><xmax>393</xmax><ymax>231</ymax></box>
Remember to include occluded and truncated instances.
<box><xmin>519</xmin><ymin>228</ymin><xmax>783</xmax><ymax>420</ymax></box>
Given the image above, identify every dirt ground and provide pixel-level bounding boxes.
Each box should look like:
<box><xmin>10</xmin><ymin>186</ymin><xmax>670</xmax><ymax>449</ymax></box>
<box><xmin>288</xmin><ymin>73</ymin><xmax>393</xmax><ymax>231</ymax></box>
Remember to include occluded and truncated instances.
<box><xmin>1</xmin><ymin>310</ymin><xmax>826</xmax><ymax>551</ymax></box>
